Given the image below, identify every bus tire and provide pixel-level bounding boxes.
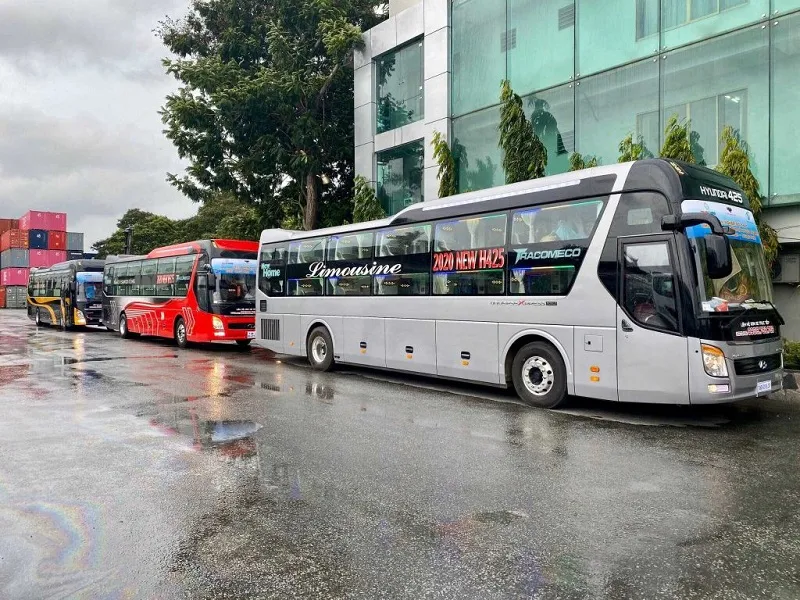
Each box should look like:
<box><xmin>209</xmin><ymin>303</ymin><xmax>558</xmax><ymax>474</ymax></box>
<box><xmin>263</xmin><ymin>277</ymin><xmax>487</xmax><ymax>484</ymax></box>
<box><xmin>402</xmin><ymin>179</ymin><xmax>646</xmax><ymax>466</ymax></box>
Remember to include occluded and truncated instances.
<box><xmin>174</xmin><ymin>318</ymin><xmax>189</xmax><ymax>349</ymax></box>
<box><xmin>34</xmin><ymin>310</ymin><xmax>43</xmax><ymax>327</ymax></box>
<box><xmin>511</xmin><ymin>341</ymin><xmax>568</xmax><ymax>409</ymax></box>
<box><xmin>119</xmin><ymin>313</ymin><xmax>133</xmax><ymax>339</ymax></box>
<box><xmin>307</xmin><ymin>327</ymin><xmax>334</xmax><ymax>372</ymax></box>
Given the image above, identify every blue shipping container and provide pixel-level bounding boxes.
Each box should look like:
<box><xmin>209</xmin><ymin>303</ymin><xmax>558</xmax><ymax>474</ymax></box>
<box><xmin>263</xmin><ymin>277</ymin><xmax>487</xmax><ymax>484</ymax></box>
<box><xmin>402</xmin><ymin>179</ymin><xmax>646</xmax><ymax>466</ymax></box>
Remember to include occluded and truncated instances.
<box><xmin>28</xmin><ymin>229</ymin><xmax>48</xmax><ymax>250</ymax></box>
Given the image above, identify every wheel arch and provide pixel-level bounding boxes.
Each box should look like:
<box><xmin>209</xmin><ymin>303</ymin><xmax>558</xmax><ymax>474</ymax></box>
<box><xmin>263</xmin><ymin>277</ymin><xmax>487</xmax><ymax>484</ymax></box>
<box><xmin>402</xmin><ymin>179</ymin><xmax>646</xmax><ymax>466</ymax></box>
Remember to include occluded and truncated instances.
<box><xmin>304</xmin><ymin>319</ymin><xmax>338</xmax><ymax>354</ymax></box>
<box><xmin>501</xmin><ymin>329</ymin><xmax>574</xmax><ymax>394</ymax></box>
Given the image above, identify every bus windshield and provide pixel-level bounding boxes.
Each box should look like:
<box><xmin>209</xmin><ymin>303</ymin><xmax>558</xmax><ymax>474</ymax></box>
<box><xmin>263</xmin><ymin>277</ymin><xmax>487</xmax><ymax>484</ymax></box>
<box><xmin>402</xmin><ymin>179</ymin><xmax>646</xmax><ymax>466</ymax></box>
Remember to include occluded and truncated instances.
<box><xmin>76</xmin><ymin>272</ymin><xmax>103</xmax><ymax>302</ymax></box>
<box><xmin>683</xmin><ymin>199</ymin><xmax>773</xmax><ymax>312</ymax></box>
<box><xmin>210</xmin><ymin>258</ymin><xmax>257</xmax><ymax>306</ymax></box>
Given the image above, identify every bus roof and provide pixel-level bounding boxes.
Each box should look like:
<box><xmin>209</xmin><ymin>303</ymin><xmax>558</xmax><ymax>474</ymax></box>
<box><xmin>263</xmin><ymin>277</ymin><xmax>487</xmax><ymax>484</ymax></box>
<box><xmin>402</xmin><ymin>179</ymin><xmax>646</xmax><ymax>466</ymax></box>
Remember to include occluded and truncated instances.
<box><xmin>30</xmin><ymin>259</ymin><xmax>105</xmax><ymax>274</ymax></box>
<box><xmin>259</xmin><ymin>158</ymin><xmax>747</xmax><ymax>244</ymax></box>
<box><xmin>146</xmin><ymin>239</ymin><xmax>259</xmax><ymax>259</ymax></box>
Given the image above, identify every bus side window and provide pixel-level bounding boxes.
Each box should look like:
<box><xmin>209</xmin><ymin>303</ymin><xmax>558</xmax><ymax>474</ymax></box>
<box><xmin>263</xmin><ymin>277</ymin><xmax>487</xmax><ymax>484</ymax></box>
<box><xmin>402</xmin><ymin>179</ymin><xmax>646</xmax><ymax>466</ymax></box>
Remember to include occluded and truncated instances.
<box><xmin>374</xmin><ymin>225</ymin><xmax>431</xmax><ymax>296</ymax></box>
<box><xmin>287</xmin><ymin>239</ymin><xmax>325</xmax><ymax>296</ymax></box>
<box><xmin>623</xmin><ymin>242</ymin><xmax>679</xmax><ymax>333</ymax></box>
<box><xmin>258</xmin><ymin>244</ymin><xmax>287</xmax><ymax>297</ymax></box>
<box><xmin>156</xmin><ymin>257</ymin><xmax>177</xmax><ymax>297</ymax></box>
<box><xmin>175</xmin><ymin>256</ymin><xmax>195</xmax><ymax>297</ymax></box>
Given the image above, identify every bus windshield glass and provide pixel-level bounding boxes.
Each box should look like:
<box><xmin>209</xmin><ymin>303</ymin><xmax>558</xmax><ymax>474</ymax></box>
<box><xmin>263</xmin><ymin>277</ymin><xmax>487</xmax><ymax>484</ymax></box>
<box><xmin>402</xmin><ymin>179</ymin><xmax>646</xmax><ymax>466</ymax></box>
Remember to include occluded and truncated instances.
<box><xmin>76</xmin><ymin>272</ymin><xmax>103</xmax><ymax>302</ymax></box>
<box><xmin>683</xmin><ymin>199</ymin><xmax>773</xmax><ymax>312</ymax></box>
<box><xmin>210</xmin><ymin>258</ymin><xmax>257</xmax><ymax>306</ymax></box>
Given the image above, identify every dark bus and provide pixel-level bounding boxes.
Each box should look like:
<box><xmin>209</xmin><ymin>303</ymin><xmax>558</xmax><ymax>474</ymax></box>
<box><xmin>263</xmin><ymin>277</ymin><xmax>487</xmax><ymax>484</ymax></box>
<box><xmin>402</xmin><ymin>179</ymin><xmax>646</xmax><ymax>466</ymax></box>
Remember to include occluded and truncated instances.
<box><xmin>27</xmin><ymin>259</ymin><xmax>105</xmax><ymax>328</ymax></box>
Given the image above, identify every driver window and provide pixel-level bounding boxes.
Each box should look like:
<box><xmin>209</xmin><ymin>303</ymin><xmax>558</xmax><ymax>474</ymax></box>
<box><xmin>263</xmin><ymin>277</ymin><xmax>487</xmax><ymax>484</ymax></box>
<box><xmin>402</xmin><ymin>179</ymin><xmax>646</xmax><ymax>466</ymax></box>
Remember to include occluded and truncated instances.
<box><xmin>623</xmin><ymin>242</ymin><xmax>679</xmax><ymax>333</ymax></box>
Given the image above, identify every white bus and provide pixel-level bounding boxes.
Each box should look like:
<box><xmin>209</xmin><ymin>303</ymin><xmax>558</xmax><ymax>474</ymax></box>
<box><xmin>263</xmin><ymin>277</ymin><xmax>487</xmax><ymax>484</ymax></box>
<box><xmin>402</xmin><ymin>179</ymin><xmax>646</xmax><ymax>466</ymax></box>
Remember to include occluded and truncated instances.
<box><xmin>255</xmin><ymin>159</ymin><xmax>784</xmax><ymax>408</ymax></box>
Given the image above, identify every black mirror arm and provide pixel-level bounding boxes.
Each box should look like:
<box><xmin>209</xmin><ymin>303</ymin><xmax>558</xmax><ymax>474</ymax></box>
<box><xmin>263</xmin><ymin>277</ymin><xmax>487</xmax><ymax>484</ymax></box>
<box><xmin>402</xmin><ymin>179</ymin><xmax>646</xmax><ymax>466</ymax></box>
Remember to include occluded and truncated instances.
<box><xmin>662</xmin><ymin>213</ymin><xmax>726</xmax><ymax>235</ymax></box>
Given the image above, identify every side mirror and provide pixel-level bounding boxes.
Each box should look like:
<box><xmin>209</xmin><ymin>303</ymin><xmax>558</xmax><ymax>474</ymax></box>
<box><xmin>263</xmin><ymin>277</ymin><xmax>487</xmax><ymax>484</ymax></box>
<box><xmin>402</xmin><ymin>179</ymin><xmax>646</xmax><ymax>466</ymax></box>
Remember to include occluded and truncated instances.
<box><xmin>207</xmin><ymin>272</ymin><xmax>217</xmax><ymax>289</ymax></box>
<box><xmin>197</xmin><ymin>274</ymin><xmax>208</xmax><ymax>289</ymax></box>
<box><xmin>705</xmin><ymin>233</ymin><xmax>733</xmax><ymax>280</ymax></box>
<box><xmin>70</xmin><ymin>282</ymin><xmax>77</xmax><ymax>293</ymax></box>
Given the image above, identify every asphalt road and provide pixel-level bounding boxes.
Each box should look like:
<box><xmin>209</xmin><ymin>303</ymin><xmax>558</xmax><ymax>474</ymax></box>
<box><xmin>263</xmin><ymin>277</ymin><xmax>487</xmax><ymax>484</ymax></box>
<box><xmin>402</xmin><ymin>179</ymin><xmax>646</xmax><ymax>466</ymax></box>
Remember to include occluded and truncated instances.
<box><xmin>1</xmin><ymin>309</ymin><xmax>799</xmax><ymax>599</ymax></box>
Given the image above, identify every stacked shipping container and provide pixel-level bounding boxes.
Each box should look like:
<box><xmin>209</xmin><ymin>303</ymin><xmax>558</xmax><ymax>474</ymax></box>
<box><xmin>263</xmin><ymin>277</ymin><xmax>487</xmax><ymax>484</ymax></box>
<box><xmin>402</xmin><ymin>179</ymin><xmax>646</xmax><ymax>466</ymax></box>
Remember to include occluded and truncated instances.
<box><xmin>0</xmin><ymin>210</ymin><xmax>86</xmax><ymax>308</ymax></box>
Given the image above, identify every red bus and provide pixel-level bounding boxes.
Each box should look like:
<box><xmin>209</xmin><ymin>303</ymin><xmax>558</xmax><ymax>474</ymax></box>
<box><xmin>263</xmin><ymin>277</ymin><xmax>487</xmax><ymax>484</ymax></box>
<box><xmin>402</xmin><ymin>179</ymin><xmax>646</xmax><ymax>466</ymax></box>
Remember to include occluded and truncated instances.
<box><xmin>102</xmin><ymin>239</ymin><xmax>258</xmax><ymax>348</ymax></box>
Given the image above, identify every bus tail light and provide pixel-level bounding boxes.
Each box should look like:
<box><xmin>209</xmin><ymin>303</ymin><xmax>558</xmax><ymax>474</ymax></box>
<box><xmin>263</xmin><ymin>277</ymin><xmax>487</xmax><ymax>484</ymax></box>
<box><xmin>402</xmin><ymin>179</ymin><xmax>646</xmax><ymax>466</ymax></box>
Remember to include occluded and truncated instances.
<box><xmin>701</xmin><ymin>344</ymin><xmax>728</xmax><ymax>378</ymax></box>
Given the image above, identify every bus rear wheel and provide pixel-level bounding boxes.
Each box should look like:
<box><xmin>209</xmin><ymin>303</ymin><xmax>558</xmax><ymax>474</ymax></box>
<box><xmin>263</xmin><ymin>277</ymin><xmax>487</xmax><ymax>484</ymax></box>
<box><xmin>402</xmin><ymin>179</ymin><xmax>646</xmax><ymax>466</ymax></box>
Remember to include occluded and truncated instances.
<box><xmin>174</xmin><ymin>318</ymin><xmax>189</xmax><ymax>349</ymax></box>
<box><xmin>119</xmin><ymin>313</ymin><xmax>133</xmax><ymax>339</ymax></box>
<box><xmin>512</xmin><ymin>341</ymin><xmax>568</xmax><ymax>409</ymax></box>
<box><xmin>307</xmin><ymin>327</ymin><xmax>334</xmax><ymax>372</ymax></box>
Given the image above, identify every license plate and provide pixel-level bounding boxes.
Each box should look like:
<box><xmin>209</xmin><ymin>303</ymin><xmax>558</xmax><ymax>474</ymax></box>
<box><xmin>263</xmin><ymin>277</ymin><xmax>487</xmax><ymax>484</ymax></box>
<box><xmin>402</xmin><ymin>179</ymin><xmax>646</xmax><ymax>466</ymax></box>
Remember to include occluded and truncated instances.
<box><xmin>247</xmin><ymin>331</ymin><xmax>256</xmax><ymax>339</ymax></box>
<box><xmin>756</xmin><ymin>380</ymin><xmax>772</xmax><ymax>395</ymax></box>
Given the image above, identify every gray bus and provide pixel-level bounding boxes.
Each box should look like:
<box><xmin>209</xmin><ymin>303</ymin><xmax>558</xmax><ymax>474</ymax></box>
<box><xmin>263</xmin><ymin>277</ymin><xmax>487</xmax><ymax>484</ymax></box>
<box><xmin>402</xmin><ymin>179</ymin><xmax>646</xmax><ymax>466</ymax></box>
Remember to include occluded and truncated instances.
<box><xmin>255</xmin><ymin>159</ymin><xmax>783</xmax><ymax>408</ymax></box>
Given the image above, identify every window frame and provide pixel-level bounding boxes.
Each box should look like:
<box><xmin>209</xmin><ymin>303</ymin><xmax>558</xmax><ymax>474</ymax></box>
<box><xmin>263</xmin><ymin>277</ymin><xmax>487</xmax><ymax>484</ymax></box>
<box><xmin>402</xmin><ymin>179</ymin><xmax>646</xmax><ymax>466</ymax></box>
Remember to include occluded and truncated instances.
<box><xmin>618</xmin><ymin>234</ymin><xmax>685</xmax><ymax>336</ymax></box>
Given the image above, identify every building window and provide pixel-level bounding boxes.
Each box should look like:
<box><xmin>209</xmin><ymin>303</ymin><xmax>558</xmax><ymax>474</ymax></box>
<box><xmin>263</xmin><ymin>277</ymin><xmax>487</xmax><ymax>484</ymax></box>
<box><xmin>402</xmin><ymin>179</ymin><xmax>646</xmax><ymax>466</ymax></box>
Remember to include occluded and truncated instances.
<box><xmin>376</xmin><ymin>40</ymin><xmax>424</xmax><ymax>134</ymax></box>
<box><xmin>636</xmin><ymin>89</ymin><xmax>747</xmax><ymax>167</ymax></box>
<box><xmin>376</xmin><ymin>141</ymin><xmax>424</xmax><ymax>215</ymax></box>
<box><xmin>663</xmin><ymin>0</ymin><xmax>748</xmax><ymax>29</ymax></box>
<box><xmin>636</xmin><ymin>0</ymin><xmax>659</xmax><ymax>39</ymax></box>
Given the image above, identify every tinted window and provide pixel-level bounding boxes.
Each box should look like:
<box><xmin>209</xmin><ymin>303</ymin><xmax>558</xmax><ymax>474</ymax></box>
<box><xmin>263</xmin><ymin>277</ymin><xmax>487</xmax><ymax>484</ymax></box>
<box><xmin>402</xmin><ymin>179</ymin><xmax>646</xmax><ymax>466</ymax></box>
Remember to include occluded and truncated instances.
<box><xmin>139</xmin><ymin>259</ymin><xmax>158</xmax><ymax>296</ymax></box>
<box><xmin>510</xmin><ymin>198</ymin><xmax>605</xmax><ymax>296</ymax></box>
<box><xmin>287</xmin><ymin>238</ymin><xmax>325</xmax><ymax>297</ymax></box>
<box><xmin>258</xmin><ymin>244</ymin><xmax>287</xmax><ymax>297</ymax></box>
<box><xmin>327</xmin><ymin>233</ymin><xmax>373</xmax><ymax>261</ymax></box>
<box><xmin>156</xmin><ymin>257</ymin><xmax>176</xmax><ymax>297</ymax></box>
<box><xmin>175</xmin><ymin>256</ymin><xmax>195</xmax><ymax>297</ymax></box>
<box><xmin>598</xmin><ymin>192</ymin><xmax>672</xmax><ymax>298</ymax></box>
<box><xmin>623</xmin><ymin>241</ymin><xmax>679</xmax><ymax>333</ymax></box>
<box><xmin>374</xmin><ymin>225</ymin><xmax>431</xmax><ymax>296</ymax></box>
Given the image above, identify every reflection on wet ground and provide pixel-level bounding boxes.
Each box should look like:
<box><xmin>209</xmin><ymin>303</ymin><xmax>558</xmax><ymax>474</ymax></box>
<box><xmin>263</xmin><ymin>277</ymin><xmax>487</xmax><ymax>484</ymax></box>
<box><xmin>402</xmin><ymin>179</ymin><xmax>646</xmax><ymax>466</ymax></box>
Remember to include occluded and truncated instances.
<box><xmin>1</xmin><ymin>310</ymin><xmax>800</xmax><ymax>599</ymax></box>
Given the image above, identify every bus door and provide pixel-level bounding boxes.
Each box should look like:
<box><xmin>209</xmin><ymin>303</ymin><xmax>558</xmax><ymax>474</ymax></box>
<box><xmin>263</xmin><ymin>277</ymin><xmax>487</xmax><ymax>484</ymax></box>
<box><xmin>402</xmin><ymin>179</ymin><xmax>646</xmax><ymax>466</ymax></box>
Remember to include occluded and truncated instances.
<box><xmin>616</xmin><ymin>235</ymin><xmax>689</xmax><ymax>404</ymax></box>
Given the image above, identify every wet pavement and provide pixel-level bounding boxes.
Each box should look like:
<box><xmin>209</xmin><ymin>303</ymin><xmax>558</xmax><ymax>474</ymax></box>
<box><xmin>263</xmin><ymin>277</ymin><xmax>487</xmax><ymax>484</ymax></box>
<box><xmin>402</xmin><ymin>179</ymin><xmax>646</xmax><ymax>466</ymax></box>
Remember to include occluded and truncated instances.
<box><xmin>0</xmin><ymin>309</ymin><xmax>799</xmax><ymax>599</ymax></box>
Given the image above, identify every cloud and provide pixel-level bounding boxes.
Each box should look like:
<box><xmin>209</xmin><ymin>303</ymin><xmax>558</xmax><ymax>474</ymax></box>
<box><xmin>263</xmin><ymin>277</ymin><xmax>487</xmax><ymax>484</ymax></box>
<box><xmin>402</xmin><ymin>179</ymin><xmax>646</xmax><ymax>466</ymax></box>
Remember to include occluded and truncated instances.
<box><xmin>0</xmin><ymin>0</ymin><xmax>198</xmax><ymax>247</ymax></box>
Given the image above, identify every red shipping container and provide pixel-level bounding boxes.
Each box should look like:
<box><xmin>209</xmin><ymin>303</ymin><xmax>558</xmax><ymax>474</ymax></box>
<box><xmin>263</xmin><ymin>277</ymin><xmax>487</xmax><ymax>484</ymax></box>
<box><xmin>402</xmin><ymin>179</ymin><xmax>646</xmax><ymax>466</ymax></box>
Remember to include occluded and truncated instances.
<box><xmin>0</xmin><ymin>230</ymin><xmax>29</xmax><ymax>252</ymax></box>
<box><xmin>0</xmin><ymin>286</ymin><xmax>6</xmax><ymax>308</ymax></box>
<box><xmin>1</xmin><ymin>268</ymin><xmax>29</xmax><ymax>287</ymax></box>
<box><xmin>18</xmin><ymin>211</ymin><xmax>48</xmax><ymax>231</ymax></box>
<box><xmin>29</xmin><ymin>249</ymin><xmax>50</xmax><ymax>268</ymax></box>
<box><xmin>48</xmin><ymin>250</ymin><xmax>67</xmax><ymax>265</ymax></box>
<box><xmin>48</xmin><ymin>231</ymin><xmax>66</xmax><ymax>250</ymax></box>
<box><xmin>47</xmin><ymin>212</ymin><xmax>67</xmax><ymax>232</ymax></box>
<box><xmin>0</xmin><ymin>219</ymin><xmax>16</xmax><ymax>236</ymax></box>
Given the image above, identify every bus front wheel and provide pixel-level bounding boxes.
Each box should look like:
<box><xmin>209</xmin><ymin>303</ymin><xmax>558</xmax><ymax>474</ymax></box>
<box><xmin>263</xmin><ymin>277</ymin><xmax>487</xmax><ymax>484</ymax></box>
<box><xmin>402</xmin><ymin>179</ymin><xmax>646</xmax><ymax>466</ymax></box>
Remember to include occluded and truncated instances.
<box><xmin>307</xmin><ymin>327</ymin><xmax>334</xmax><ymax>372</ymax></box>
<box><xmin>174</xmin><ymin>318</ymin><xmax>189</xmax><ymax>349</ymax></box>
<box><xmin>34</xmin><ymin>310</ymin><xmax>43</xmax><ymax>327</ymax></box>
<box><xmin>512</xmin><ymin>341</ymin><xmax>568</xmax><ymax>409</ymax></box>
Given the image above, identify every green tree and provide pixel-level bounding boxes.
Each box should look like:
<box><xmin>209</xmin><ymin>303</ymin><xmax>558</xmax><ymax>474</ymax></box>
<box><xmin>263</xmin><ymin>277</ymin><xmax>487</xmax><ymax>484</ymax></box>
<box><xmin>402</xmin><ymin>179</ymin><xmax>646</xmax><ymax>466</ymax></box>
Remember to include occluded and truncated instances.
<box><xmin>352</xmin><ymin>175</ymin><xmax>385</xmax><ymax>223</ymax></box>
<box><xmin>159</xmin><ymin>0</ymin><xmax>386</xmax><ymax>231</ymax></box>
<box><xmin>660</xmin><ymin>115</ymin><xmax>695</xmax><ymax>163</ymax></box>
<box><xmin>568</xmin><ymin>152</ymin><xmax>598</xmax><ymax>171</ymax></box>
<box><xmin>498</xmin><ymin>80</ymin><xmax>546</xmax><ymax>184</ymax></box>
<box><xmin>431</xmin><ymin>131</ymin><xmax>457</xmax><ymax>198</ymax></box>
<box><xmin>716</xmin><ymin>126</ymin><xmax>779</xmax><ymax>267</ymax></box>
<box><xmin>618</xmin><ymin>133</ymin><xmax>653</xmax><ymax>162</ymax></box>
<box><xmin>92</xmin><ymin>211</ymin><xmax>181</xmax><ymax>258</ymax></box>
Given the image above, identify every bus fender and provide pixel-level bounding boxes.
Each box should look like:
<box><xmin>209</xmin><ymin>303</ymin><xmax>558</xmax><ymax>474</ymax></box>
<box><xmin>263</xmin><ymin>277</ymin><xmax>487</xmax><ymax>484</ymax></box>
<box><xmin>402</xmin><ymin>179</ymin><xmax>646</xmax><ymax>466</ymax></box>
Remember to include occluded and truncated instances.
<box><xmin>500</xmin><ymin>329</ymin><xmax>574</xmax><ymax>395</ymax></box>
<box><xmin>304</xmin><ymin>318</ymin><xmax>340</xmax><ymax>356</ymax></box>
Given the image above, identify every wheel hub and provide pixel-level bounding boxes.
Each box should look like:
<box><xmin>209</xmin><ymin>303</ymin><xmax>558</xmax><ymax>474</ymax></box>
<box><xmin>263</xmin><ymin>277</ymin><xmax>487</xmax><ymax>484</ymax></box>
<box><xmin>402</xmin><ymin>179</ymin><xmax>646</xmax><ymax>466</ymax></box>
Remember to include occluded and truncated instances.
<box><xmin>522</xmin><ymin>356</ymin><xmax>555</xmax><ymax>396</ymax></box>
<box><xmin>312</xmin><ymin>337</ymin><xmax>327</xmax><ymax>364</ymax></box>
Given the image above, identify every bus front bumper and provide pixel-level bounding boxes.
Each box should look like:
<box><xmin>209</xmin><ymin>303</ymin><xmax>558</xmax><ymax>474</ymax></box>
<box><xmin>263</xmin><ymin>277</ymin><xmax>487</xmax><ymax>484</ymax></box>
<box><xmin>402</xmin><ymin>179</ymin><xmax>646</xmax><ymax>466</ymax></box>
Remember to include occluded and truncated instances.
<box><xmin>691</xmin><ymin>369</ymin><xmax>784</xmax><ymax>404</ymax></box>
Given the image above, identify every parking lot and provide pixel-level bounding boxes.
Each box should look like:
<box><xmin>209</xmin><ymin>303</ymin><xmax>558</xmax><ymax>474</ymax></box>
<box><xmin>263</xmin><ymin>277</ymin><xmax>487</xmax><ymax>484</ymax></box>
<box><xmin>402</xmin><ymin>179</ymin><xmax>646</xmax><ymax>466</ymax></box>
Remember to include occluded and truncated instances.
<box><xmin>1</xmin><ymin>309</ymin><xmax>799</xmax><ymax>599</ymax></box>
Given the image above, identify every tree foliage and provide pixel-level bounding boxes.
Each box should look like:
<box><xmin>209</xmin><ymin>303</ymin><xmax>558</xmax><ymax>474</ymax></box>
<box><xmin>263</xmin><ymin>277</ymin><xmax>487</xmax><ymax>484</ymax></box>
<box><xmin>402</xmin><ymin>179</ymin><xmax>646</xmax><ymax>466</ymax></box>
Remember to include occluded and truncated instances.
<box><xmin>498</xmin><ymin>80</ymin><xmax>546</xmax><ymax>184</ymax></box>
<box><xmin>618</xmin><ymin>133</ymin><xmax>653</xmax><ymax>163</ymax></box>
<box><xmin>92</xmin><ymin>195</ymin><xmax>264</xmax><ymax>258</ymax></box>
<box><xmin>568</xmin><ymin>152</ymin><xmax>598</xmax><ymax>171</ymax></box>
<box><xmin>660</xmin><ymin>115</ymin><xmax>696</xmax><ymax>163</ymax></box>
<box><xmin>431</xmin><ymin>131</ymin><xmax>457</xmax><ymax>198</ymax></box>
<box><xmin>716</xmin><ymin>126</ymin><xmax>779</xmax><ymax>267</ymax></box>
<box><xmin>352</xmin><ymin>175</ymin><xmax>385</xmax><ymax>223</ymax></box>
<box><xmin>159</xmin><ymin>0</ymin><xmax>385</xmax><ymax>231</ymax></box>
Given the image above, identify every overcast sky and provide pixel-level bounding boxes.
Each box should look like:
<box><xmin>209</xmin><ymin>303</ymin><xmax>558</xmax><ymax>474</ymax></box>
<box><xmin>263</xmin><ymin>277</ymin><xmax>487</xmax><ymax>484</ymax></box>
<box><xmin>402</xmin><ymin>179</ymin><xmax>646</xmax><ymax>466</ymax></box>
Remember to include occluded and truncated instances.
<box><xmin>0</xmin><ymin>0</ymin><xmax>197</xmax><ymax>249</ymax></box>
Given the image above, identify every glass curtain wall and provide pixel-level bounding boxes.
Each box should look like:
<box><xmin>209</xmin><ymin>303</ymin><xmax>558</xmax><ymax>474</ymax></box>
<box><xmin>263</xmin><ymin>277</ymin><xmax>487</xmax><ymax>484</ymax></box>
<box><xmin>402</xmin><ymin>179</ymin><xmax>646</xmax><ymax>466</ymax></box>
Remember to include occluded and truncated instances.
<box><xmin>451</xmin><ymin>0</ymin><xmax>800</xmax><ymax>206</ymax></box>
<box><xmin>377</xmin><ymin>141</ymin><xmax>424</xmax><ymax>215</ymax></box>
<box><xmin>376</xmin><ymin>40</ymin><xmax>424</xmax><ymax>134</ymax></box>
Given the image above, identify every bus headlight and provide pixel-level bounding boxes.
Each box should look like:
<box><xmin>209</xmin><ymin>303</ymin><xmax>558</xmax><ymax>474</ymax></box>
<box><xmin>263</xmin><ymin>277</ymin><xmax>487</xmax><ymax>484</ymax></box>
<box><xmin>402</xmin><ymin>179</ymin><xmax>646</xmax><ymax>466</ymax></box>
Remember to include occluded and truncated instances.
<box><xmin>701</xmin><ymin>344</ymin><xmax>728</xmax><ymax>378</ymax></box>
<box><xmin>212</xmin><ymin>316</ymin><xmax>224</xmax><ymax>331</ymax></box>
